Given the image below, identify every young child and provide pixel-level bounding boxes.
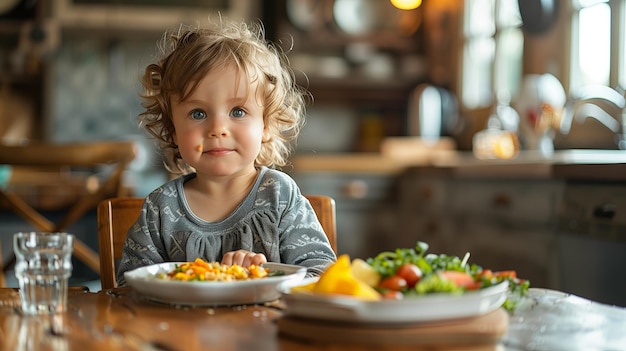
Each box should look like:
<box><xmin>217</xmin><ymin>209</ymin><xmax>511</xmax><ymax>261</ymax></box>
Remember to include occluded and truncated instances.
<box><xmin>116</xmin><ymin>19</ymin><xmax>337</xmax><ymax>286</ymax></box>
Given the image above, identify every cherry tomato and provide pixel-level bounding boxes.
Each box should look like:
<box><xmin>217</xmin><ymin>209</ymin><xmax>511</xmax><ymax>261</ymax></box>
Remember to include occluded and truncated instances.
<box><xmin>478</xmin><ymin>269</ymin><xmax>494</xmax><ymax>280</ymax></box>
<box><xmin>381</xmin><ymin>290</ymin><xmax>404</xmax><ymax>300</ymax></box>
<box><xmin>378</xmin><ymin>275</ymin><xmax>408</xmax><ymax>291</ymax></box>
<box><xmin>440</xmin><ymin>271</ymin><xmax>475</xmax><ymax>288</ymax></box>
<box><xmin>464</xmin><ymin>281</ymin><xmax>482</xmax><ymax>290</ymax></box>
<box><xmin>493</xmin><ymin>270</ymin><xmax>517</xmax><ymax>279</ymax></box>
<box><xmin>395</xmin><ymin>263</ymin><xmax>423</xmax><ymax>288</ymax></box>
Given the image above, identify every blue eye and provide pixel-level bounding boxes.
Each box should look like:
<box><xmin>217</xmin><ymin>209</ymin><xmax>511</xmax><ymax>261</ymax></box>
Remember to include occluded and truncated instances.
<box><xmin>231</xmin><ymin>108</ymin><xmax>245</xmax><ymax>118</ymax></box>
<box><xmin>190</xmin><ymin>109</ymin><xmax>206</xmax><ymax>120</ymax></box>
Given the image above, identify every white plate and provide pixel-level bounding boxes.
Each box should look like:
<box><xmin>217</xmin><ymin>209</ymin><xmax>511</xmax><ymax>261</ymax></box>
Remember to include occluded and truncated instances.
<box><xmin>279</xmin><ymin>278</ymin><xmax>509</xmax><ymax>324</ymax></box>
<box><xmin>125</xmin><ymin>262</ymin><xmax>307</xmax><ymax>306</ymax></box>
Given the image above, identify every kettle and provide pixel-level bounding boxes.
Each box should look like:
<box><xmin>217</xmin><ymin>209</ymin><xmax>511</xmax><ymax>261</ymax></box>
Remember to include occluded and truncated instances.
<box><xmin>407</xmin><ymin>84</ymin><xmax>460</xmax><ymax>140</ymax></box>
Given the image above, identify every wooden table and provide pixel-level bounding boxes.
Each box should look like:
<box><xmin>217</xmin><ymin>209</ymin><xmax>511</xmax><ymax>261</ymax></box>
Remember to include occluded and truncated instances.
<box><xmin>0</xmin><ymin>286</ymin><xmax>624</xmax><ymax>351</ymax></box>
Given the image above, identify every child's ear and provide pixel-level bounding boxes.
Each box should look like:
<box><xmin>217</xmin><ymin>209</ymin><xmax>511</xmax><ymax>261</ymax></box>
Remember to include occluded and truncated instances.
<box><xmin>261</xmin><ymin>127</ymin><xmax>271</xmax><ymax>143</ymax></box>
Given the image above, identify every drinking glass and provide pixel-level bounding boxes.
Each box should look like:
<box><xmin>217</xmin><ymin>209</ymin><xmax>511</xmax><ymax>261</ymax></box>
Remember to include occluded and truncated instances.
<box><xmin>13</xmin><ymin>232</ymin><xmax>74</xmax><ymax>315</ymax></box>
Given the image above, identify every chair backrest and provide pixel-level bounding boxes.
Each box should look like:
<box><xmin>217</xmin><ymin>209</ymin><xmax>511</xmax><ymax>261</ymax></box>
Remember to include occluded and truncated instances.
<box><xmin>97</xmin><ymin>194</ymin><xmax>337</xmax><ymax>289</ymax></box>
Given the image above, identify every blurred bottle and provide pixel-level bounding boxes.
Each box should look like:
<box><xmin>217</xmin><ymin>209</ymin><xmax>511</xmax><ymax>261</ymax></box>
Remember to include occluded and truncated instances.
<box><xmin>473</xmin><ymin>91</ymin><xmax>520</xmax><ymax>160</ymax></box>
<box><xmin>357</xmin><ymin>111</ymin><xmax>384</xmax><ymax>152</ymax></box>
<box><xmin>473</xmin><ymin>129</ymin><xmax>520</xmax><ymax>160</ymax></box>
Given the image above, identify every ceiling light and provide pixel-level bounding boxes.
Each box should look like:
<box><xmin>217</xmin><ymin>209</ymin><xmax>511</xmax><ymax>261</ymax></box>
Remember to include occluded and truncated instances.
<box><xmin>390</xmin><ymin>0</ymin><xmax>422</xmax><ymax>10</ymax></box>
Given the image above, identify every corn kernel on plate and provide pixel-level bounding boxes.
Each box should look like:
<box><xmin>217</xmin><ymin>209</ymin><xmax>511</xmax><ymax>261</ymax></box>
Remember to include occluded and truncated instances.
<box><xmin>278</xmin><ymin>278</ymin><xmax>509</xmax><ymax>324</ymax></box>
<box><xmin>125</xmin><ymin>262</ymin><xmax>307</xmax><ymax>306</ymax></box>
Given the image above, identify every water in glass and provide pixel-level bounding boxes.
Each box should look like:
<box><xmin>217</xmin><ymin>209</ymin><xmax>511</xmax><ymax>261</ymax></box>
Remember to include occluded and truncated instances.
<box><xmin>13</xmin><ymin>232</ymin><xmax>74</xmax><ymax>315</ymax></box>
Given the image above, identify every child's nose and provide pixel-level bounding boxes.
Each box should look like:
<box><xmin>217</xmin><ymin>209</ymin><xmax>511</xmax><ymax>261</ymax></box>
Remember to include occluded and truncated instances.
<box><xmin>209</xmin><ymin>129</ymin><xmax>228</xmax><ymax>137</ymax></box>
<box><xmin>208</xmin><ymin>117</ymin><xmax>229</xmax><ymax>137</ymax></box>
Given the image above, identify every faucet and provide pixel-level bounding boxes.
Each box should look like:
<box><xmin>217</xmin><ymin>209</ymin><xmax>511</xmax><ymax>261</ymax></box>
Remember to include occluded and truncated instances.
<box><xmin>559</xmin><ymin>85</ymin><xmax>625</xmax><ymax>136</ymax></box>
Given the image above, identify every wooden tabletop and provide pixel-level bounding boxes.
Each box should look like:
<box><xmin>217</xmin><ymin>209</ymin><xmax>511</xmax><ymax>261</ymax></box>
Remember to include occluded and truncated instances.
<box><xmin>0</xmin><ymin>287</ymin><xmax>503</xmax><ymax>351</ymax></box>
<box><xmin>2</xmin><ymin>286</ymin><xmax>625</xmax><ymax>351</ymax></box>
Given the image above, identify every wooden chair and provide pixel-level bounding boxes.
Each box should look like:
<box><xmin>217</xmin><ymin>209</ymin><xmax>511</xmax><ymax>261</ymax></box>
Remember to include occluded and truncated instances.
<box><xmin>0</xmin><ymin>141</ymin><xmax>136</xmax><ymax>287</ymax></box>
<box><xmin>97</xmin><ymin>194</ymin><xmax>337</xmax><ymax>289</ymax></box>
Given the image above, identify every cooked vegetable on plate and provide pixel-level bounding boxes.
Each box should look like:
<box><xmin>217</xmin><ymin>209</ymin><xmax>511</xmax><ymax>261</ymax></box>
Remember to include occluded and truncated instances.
<box><xmin>156</xmin><ymin>257</ymin><xmax>270</xmax><ymax>282</ymax></box>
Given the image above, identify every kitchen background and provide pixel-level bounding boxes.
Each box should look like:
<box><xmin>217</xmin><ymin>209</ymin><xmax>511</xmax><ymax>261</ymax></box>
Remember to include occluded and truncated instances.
<box><xmin>1</xmin><ymin>0</ymin><xmax>626</xmax><ymax>306</ymax></box>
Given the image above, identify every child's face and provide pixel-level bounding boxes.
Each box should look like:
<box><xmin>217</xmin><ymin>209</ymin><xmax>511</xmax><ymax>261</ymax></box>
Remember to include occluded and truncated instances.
<box><xmin>170</xmin><ymin>64</ymin><xmax>269</xmax><ymax>178</ymax></box>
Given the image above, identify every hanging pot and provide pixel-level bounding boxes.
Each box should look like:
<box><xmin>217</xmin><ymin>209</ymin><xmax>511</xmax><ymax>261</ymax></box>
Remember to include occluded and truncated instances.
<box><xmin>0</xmin><ymin>0</ymin><xmax>36</xmax><ymax>19</ymax></box>
<box><xmin>518</xmin><ymin>0</ymin><xmax>559</xmax><ymax>34</ymax></box>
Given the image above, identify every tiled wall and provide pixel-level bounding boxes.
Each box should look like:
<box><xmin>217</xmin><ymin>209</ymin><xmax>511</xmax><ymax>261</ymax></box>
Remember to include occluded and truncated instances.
<box><xmin>49</xmin><ymin>35</ymin><xmax>168</xmax><ymax>196</ymax></box>
<box><xmin>50</xmin><ymin>37</ymin><xmax>152</xmax><ymax>143</ymax></box>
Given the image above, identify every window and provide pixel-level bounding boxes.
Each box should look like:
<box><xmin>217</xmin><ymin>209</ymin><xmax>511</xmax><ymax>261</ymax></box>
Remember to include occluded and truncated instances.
<box><xmin>622</xmin><ymin>1</ymin><xmax>626</xmax><ymax>88</ymax></box>
<box><xmin>461</xmin><ymin>0</ymin><xmax>523</xmax><ymax>109</ymax></box>
<box><xmin>461</xmin><ymin>0</ymin><xmax>626</xmax><ymax>108</ymax></box>
<box><xmin>622</xmin><ymin>1</ymin><xmax>626</xmax><ymax>87</ymax></box>
<box><xmin>570</xmin><ymin>0</ymin><xmax>626</xmax><ymax>91</ymax></box>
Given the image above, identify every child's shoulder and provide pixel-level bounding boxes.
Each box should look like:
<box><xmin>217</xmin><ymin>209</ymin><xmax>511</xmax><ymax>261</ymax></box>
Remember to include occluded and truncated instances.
<box><xmin>254</xmin><ymin>168</ymin><xmax>306</xmax><ymax>212</ymax></box>
<box><xmin>145</xmin><ymin>173</ymin><xmax>190</xmax><ymax>202</ymax></box>
<box><xmin>260</xmin><ymin>167</ymin><xmax>296</xmax><ymax>182</ymax></box>
<box><xmin>256</xmin><ymin>167</ymin><xmax>305</xmax><ymax>203</ymax></box>
<box><xmin>258</xmin><ymin>167</ymin><xmax>299</xmax><ymax>191</ymax></box>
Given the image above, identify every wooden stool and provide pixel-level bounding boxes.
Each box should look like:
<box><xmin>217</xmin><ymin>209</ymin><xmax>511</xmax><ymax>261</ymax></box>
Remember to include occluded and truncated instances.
<box><xmin>0</xmin><ymin>141</ymin><xmax>136</xmax><ymax>287</ymax></box>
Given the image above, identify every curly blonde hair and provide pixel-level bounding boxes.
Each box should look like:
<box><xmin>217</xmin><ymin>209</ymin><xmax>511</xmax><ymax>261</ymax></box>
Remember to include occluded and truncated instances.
<box><xmin>138</xmin><ymin>19</ymin><xmax>309</xmax><ymax>174</ymax></box>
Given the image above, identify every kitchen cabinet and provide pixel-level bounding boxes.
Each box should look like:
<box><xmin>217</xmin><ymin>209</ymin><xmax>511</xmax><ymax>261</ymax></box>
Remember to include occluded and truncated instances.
<box><xmin>555</xmin><ymin>181</ymin><xmax>626</xmax><ymax>306</ymax></box>
<box><xmin>289</xmin><ymin>171</ymin><xmax>400</xmax><ymax>259</ymax></box>
<box><xmin>394</xmin><ymin>173</ymin><xmax>453</xmax><ymax>254</ymax></box>
<box><xmin>396</xmin><ymin>170</ymin><xmax>562</xmax><ymax>289</ymax></box>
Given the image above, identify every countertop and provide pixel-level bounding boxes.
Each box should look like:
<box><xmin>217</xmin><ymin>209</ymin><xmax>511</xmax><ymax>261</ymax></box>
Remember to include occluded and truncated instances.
<box><xmin>503</xmin><ymin>288</ymin><xmax>626</xmax><ymax>350</ymax></box>
<box><xmin>291</xmin><ymin>149</ymin><xmax>626</xmax><ymax>180</ymax></box>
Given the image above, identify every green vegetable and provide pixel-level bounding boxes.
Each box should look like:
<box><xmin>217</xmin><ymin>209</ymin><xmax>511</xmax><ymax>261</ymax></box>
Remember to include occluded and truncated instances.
<box><xmin>414</xmin><ymin>274</ymin><xmax>462</xmax><ymax>294</ymax></box>
<box><xmin>268</xmin><ymin>270</ymin><xmax>285</xmax><ymax>277</ymax></box>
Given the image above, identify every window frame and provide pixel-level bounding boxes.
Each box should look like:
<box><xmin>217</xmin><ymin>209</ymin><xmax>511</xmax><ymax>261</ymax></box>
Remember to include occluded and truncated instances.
<box><xmin>458</xmin><ymin>0</ymin><xmax>524</xmax><ymax>142</ymax></box>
